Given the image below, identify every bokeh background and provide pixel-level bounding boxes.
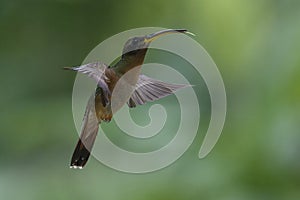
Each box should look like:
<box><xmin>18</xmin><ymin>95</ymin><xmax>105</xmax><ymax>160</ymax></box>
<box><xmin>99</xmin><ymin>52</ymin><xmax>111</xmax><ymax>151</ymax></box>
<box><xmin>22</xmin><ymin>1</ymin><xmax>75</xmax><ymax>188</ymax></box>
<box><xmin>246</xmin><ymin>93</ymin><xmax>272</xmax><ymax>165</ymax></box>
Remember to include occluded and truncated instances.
<box><xmin>1</xmin><ymin>0</ymin><xmax>300</xmax><ymax>199</ymax></box>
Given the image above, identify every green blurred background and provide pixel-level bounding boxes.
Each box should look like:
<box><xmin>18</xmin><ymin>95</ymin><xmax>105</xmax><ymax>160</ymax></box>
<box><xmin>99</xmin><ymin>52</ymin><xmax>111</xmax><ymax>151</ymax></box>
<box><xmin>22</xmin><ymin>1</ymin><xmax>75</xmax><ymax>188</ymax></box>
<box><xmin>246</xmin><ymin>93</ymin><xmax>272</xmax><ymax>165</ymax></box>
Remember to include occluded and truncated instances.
<box><xmin>1</xmin><ymin>0</ymin><xmax>300</xmax><ymax>199</ymax></box>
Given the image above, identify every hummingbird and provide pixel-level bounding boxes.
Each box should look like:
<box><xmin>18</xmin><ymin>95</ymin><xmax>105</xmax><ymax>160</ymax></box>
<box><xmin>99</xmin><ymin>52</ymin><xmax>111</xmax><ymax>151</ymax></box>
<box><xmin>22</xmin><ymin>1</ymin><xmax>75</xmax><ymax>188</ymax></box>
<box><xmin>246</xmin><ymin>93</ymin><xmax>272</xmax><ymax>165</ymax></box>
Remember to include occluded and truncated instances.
<box><xmin>65</xmin><ymin>29</ymin><xmax>192</xmax><ymax>169</ymax></box>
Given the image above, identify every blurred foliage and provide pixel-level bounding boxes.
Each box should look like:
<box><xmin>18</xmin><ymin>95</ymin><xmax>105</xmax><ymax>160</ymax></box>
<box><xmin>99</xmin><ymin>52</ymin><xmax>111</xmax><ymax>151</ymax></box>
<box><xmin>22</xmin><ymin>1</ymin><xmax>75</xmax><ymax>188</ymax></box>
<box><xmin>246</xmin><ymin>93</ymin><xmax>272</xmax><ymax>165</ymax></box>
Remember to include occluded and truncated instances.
<box><xmin>0</xmin><ymin>0</ymin><xmax>300</xmax><ymax>199</ymax></box>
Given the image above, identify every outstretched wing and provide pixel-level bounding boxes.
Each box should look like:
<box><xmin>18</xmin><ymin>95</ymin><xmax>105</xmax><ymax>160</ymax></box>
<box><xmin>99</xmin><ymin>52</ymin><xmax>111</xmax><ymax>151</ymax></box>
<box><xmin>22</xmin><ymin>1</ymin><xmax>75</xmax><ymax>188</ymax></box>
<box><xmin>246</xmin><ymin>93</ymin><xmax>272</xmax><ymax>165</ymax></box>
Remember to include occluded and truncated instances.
<box><xmin>64</xmin><ymin>62</ymin><xmax>111</xmax><ymax>103</ymax></box>
<box><xmin>64</xmin><ymin>62</ymin><xmax>108</xmax><ymax>82</ymax></box>
<box><xmin>127</xmin><ymin>74</ymin><xmax>190</xmax><ymax>108</ymax></box>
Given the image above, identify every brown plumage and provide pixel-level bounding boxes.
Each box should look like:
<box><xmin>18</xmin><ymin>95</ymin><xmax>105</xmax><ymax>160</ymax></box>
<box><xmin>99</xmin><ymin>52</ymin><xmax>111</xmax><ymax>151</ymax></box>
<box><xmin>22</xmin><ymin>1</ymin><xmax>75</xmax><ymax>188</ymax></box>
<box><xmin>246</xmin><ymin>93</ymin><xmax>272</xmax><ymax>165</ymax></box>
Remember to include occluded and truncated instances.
<box><xmin>66</xmin><ymin>29</ymin><xmax>192</xmax><ymax>168</ymax></box>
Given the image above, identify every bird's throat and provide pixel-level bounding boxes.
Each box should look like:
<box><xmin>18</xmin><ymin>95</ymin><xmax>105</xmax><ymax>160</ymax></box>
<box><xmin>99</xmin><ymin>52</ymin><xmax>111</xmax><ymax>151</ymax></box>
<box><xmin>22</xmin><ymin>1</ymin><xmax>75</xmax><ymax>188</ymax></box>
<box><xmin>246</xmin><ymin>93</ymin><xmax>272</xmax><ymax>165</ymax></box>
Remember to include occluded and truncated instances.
<box><xmin>114</xmin><ymin>49</ymin><xmax>148</xmax><ymax>74</ymax></box>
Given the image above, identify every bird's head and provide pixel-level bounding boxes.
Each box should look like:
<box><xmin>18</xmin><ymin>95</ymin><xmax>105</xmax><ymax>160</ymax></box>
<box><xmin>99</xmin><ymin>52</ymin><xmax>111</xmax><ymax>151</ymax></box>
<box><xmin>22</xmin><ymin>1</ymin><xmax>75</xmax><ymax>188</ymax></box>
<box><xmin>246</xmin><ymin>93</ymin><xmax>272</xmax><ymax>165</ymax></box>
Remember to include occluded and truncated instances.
<box><xmin>121</xmin><ymin>29</ymin><xmax>189</xmax><ymax>64</ymax></box>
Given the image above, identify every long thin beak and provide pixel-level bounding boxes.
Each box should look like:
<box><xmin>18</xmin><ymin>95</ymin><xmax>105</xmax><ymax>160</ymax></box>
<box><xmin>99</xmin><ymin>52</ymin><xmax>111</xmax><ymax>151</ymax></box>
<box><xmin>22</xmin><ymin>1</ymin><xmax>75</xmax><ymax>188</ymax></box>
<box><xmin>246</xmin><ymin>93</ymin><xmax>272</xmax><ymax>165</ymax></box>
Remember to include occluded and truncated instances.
<box><xmin>144</xmin><ymin>29</ymin><xmax>189</xmax><ymax>43</ymax></box>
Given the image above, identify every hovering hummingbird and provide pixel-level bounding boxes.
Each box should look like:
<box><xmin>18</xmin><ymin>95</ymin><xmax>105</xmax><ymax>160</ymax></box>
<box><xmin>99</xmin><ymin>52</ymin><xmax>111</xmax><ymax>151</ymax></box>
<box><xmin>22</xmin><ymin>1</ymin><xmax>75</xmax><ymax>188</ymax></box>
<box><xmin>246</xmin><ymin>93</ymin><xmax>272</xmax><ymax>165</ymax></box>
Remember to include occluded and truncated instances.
<box><xmin>65</xmin><ymin>29</ymin><xmax>192</xmax><ymax>169</ymax></box>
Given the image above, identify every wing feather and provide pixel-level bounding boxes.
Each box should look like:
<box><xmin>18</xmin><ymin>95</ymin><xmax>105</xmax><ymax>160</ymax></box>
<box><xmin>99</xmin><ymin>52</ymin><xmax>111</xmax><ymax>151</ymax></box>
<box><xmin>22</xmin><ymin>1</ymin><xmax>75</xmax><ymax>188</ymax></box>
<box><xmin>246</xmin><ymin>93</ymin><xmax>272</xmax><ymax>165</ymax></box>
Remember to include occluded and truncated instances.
<box><xmin>127</xmin><ymin>75</ymin><xmax>190</xmax><ymax>108</ymax></box>
<box><xmin>64</xmin><ymin>62</ymin><xmax>111</xmax><ymax>104</ymax></box>
<box><xmin>65</xmin><ymin>62</ymin><xmax>108</xmax><ymax>82</ymax></box>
